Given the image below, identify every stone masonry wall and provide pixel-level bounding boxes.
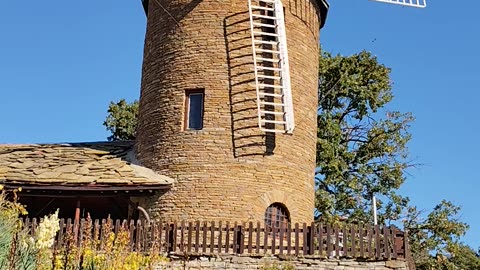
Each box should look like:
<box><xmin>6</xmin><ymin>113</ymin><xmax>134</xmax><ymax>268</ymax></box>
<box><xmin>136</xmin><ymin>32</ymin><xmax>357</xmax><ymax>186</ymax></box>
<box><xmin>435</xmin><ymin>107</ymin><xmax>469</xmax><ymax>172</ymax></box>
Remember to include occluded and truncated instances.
<box><xmin>136</xmin><ymin>0</ymin><xmax>322</xmax><ymax>223</ymax></box>
<box><xmin>154</xmin><ymin>255</ymin><xmax>410</xmax><ymax>270</ymax></box>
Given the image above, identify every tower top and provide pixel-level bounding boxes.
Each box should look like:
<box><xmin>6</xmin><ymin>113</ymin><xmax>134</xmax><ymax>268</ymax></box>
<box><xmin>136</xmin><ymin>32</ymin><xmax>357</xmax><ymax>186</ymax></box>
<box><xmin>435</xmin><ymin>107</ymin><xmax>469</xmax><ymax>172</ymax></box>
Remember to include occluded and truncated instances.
<box><xmin>140</xmin><ymin>0</ymin><xmax>330</xmax><ymax>29</ymax></box>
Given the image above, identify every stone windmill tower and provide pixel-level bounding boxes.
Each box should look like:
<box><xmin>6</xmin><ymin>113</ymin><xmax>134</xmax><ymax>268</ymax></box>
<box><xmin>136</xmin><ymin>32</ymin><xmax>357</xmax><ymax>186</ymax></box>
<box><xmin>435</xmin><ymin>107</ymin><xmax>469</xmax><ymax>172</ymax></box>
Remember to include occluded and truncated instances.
<box><xmin>135</xmin><ymin>0</ymin><xmax>425</xmax><ymax>224</ymax></box>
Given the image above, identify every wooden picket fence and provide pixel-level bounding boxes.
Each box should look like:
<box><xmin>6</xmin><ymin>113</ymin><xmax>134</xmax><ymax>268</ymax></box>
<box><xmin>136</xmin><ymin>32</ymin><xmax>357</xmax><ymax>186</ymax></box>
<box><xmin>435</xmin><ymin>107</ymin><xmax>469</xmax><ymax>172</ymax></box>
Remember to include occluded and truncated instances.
<box><xmin>22</xmin><ymin>218</ymin><xmax>408</xmax><ymax>260</ymax></box>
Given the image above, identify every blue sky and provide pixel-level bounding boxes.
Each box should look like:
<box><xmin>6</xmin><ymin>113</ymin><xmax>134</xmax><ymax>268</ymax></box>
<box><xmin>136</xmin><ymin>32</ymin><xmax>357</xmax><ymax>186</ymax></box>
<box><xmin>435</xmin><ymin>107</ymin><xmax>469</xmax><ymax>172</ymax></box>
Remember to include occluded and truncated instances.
<box><xmin>0</xmin><ymin>1</ymin><xmax>478</xmax><ymax>248</ymax></box>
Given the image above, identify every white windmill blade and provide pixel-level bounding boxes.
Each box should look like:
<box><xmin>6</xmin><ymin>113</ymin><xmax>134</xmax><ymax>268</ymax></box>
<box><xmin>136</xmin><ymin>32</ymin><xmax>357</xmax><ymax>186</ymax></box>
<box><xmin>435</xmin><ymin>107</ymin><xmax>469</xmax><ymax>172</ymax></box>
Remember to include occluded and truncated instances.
<box><xmin>371</xmin><ymin>0</ymin><xmax>427</xmax><ymax>8</ymax></box>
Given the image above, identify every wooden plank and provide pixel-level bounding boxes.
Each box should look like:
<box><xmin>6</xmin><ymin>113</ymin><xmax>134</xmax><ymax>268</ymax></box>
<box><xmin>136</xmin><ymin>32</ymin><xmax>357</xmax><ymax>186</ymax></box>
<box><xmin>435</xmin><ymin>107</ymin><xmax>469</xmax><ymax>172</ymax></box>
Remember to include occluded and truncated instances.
<box><xmin>302</xmin><ymin>223</ymin><xmax>308</xmax><ymax>255</ymax></box>
<box><xmin>225</xmin><ymin>221</ymin><xmax>230</xmax><ymax>253</ymax></box>
<box><xmin>99</xmin><ymin>219</ymin><xmax>105</xmax><ymax>250</ymax></box>
<box><xmin>172</xmin><ymin>222</ymin><xmax>178</xmax><ymax>253</ymax></box>
<box><xmin>210</xmin><ymin>221</ymin><xmax>215</xmax><ymax>254</ymax></box>
<box><xmin>32</xmin><ymin>218</ymin><xmax>37</xmax><ymax>237</ymax></box>
<box><xmin>195</xmin><ymin>220</ymin><xmax>201</xmax><ymax>253</ymax></box>
<box><xmin>158</xmin><ymin>221</ymin><xmax>164</xmax><ymax>253</ymax></box>
<box><xmin>334</xmin><ymin>223</ymin><xmax>340</xmax><ymax>258</ymax></box>
<box><xmin>317</xmin><ymin>223</ymin><xmax>323</xmax><ymax>256</ymax></box>
<box><xmin>78</xmin><ymin>219</ymin><xmax>85</xmax><ymax>249</ymax></box>
<box><xmin>180</xmin><ymin>221</ymin><xmax>185</xmax><ymax>253</ymax></box>
<box><xmin>263</xmin><ymin>226</ymin><xmax>269</xmax><ymax>254</ymax></box>
<box><xmin>248</xmin><ymin>222</ymin><xmax>253</xmax><ymax>254</ymax></box>
<box><xmin>279</xmin><ymin>222</ymin><xmax>284</xmax><ymax>254</ymax></box>
<box><xmin>150</xmin><ymin>222</ymin><xmax>157</xmax><ymax>252</ymax></box>
<box><xmin>343</xmin><ymin>223</ymin><xmax>348</xmax><ymax>257</ymax></box>
<box><xmin>239</xmin><ymin>222</ymin><xmax>245</xmax><ymax>254</ymax></box>
<box><xmin>367</xmin><ymin>224</ymin><xmax>373</xmax><ymax>258</ymax></box>
<box><xmin>135</xmin><ymin>220</ymin><xmax>142</xmax><ymax>252</ymax></box>
<box><xmin>359</xmin><ymin>223</ymin><xmax>365</xmax><ymax>258</ymax></box>
<box><xmin>129</xmin><ymin>220</ymin><xmax>135</xmax><ymax>252</ymax></box>
<box><xmin>391</xmin><ymin>226</ymin><xmax>398</xmax><ymax>259</ymax></box>
<box><xmin>384</xmin><ymin>226</ymin><xmax>391</xmax><ymax>259</ymax></box>
<box><xmin>57</xmin><ymin>218</ymin><xmax>65</xmax><ymax>249</ymax></box>
<box><xmin>326</xmin><ymin>223</ymin><xmax>332</xmax><ymax>257</ymax></box>
<box><xmin>217</xmin><ymin>221</ymin><xmax>222</xmax><ymax>253</ymax></box>
<box><xmin>187</xmin><ymin>221</ymin><xmax>193</xmax><ymax>253</ymax></box>
<box><xmin>202</xmin><ymin>221</ymin><xmax>208</xmax><ymax>253</ymax></box>
<box><xmin>164</xmin><ymin>222</ymin><xmax>170</xmax><ymax>253</ymax></box>
<box><xmin>233</xmin><ymin>222</ymin><xmax>238</xmax><ymax>254</ymax></box>
<box><xmin>309</xmin><ymin>222</ymin><xmax>315</xmax><ymax>255</ymax></box>
<box><xmin>255</xmin><ymin>222</ymin><xmax>261</xmax><ymax>254</ymax></box>
<box><xmin>287</xmin><ymin>222</ymin><xmax>292</xmax><ymax>255</ymax></box>
<box><xmin>294</xmin><ymin>223</ymin><xmax>299</xmax><ymax>256</ymax></box>
<box><xmin>351</xmin><ymin>223</ymin><xmax>356</xmax><ymax>258</ymax></box>
<box><xmin>375</xmin><ymin>225</ymin><xmax>381</xmax><ymax>259</ymax></box>
<box><xmin>271</xmin><ymin>225</ymin><xmax>276</xmax><ymax>254</ymax></box>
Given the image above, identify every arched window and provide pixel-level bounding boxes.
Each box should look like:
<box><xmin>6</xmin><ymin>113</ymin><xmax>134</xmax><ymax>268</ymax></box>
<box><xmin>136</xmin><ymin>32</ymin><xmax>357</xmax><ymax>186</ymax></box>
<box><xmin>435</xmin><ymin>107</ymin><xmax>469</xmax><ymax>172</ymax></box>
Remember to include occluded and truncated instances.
<box><xmin>264</xmin><ymin>203</ymin><xmax>290</xmax><ymax>228</ymax></box>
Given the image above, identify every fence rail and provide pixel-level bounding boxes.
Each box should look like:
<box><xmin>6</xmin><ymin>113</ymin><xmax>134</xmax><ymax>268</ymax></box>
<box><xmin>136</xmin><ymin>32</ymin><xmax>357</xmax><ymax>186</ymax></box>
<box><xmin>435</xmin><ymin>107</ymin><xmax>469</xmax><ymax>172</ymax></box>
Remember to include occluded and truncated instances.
<box><xmin>22</xmin><ymin>218</ymin><xmax>407</xmax><ymax>260</ymax></box>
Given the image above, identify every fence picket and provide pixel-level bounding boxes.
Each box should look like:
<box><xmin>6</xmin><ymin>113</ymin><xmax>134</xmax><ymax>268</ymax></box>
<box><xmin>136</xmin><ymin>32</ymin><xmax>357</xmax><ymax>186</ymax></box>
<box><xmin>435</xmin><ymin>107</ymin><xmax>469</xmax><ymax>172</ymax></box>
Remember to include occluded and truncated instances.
<box><xmin>210</xmin><ymin>221</ymin><xmax>215</xmax><ymax>254</ymax></box>
<box><xmin>203</xmin><ymin>221</ymin><xmax>208</xmax><ymax>253</ymax></box>
<box><xmin>217</xmin><ymin>221</ymin><xmax>222</xmax><ymax>253</ymax></box>
<box><xmin>375</xmin><ymin>225</ymin><xmax>381</xmax><ymax>259</ymax></box>
<box><xmin>294</xmin><ymin>223</ymin><xmax>299</xmax><ymax>256</ymax></box>
<box><xmin>18</xmin><ymin>218</ymin><xmax>407</xmax><ymax>260</ymax></box>
<box><xmin>279</xmin><ymin>222</ymin><xmax>284</xmax><ymax>254</ymax></box>
<box><xmin>287</xmin><ymin>223</ymin><xmax>292</xmax><ymax>255</ymax></box>
<box><xmin>225</xmin><ymin>221</ymin><xmax>230</xmax><ymax>253</ymax></box>
<box><xmin>195</xmin><ymin>220</ymin><xmax>201</xmax><ymax>253</ymax></box>
<box><xmin>255</xmin><ymin>222</ymin><xmax>261</xmax><ymax>254</ymax></box>
<box><xmin>359</xmin><ymin>223</ymin><xmax>365</xmax><ymax>258</ymax></box>
<box><xmin>248</xmin><ymin>222</ymin><xmax>253</xmax><ymax>254</ymax></box>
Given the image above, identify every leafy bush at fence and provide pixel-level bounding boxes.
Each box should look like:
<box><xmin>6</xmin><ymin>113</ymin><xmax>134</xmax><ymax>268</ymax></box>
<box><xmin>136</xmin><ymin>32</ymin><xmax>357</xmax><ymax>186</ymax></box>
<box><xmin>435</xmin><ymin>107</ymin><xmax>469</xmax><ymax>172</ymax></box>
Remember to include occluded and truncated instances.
<box><xmin>0</xmin><ymin>185</ymin><xmax>167</xmax><ymax>270</ymax></box>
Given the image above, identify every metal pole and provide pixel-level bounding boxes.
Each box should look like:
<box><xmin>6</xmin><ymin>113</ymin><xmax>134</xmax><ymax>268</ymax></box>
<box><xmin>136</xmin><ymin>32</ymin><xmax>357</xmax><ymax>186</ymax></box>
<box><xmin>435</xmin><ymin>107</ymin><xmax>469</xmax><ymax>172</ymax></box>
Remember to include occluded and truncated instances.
<box><xmin>373</xmin><ymin>195</ymin><xmax>378</xmax><ymax>225</ymax></box>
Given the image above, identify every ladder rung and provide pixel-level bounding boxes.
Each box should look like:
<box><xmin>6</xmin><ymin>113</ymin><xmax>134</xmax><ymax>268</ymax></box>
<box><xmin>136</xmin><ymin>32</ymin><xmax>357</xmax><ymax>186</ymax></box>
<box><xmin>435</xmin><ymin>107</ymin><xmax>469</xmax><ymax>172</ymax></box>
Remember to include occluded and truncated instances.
<box><xmin>260</xmin><ymin>110</ymin><xmax>285</xmax><ymax>115</ymax></box>
<box><xmin>260</xmin><ymin>128</ymin><xmax>287</xmax><ymax>133</ymax></box>
<box><xmin>251</xmin><ymin>14</ymin><xmax>278</xmax><ymax>20</ymax></box>
<box><xmin>254</xmin><ymin>40</ymin><xmax>279</xmax><ymax>45</ymax></box>
<box><xmin>252</xmin><ymin>22</ymin><xmax>276</xmax><ymax>28</ymax></box>
<box><xmin>256</xmin><ymin>48</ymin><xmax>281</xmax><ymax>54</ymax></box>
<box><xmin>253</xmin><ymin>31</ymin><xmax>279</xmax><ymax>37</ymax></box>
<box><xmin>257</xmin><ymin>75</ymin><xmax>281</xmax><ymax>80</ymax></box>
<box><xmin>260</xmin><ymin>101</ymin><xmax>285</xmax><ymax>106</ymax></box>
<box><xmin>250</xmin><ymin>5</ymin><xmax>275</xmax><ymax>11</ymax></box>
<box><xmin>259</xmin><ymin>0</ymin><xmax>276</xmax><ymax>3</ymax></box>
<box><xmin>256</xmin><ymin>57</ymin><xmax>280</xmax><ymax>63</ymax></box>
<box><xmin>259</xmin><ymin>93</ymin><xmax>283</xmax><ymax>98</ymax></box>
<box><xmin>256</xmin><ymin>66</ymin><xmax>282</xmax><ymax>71</ymax></box>
<box><xmin>261</xmin><ymin>120</ymin><xmax>287</xmax><ymax>124</ymax></box>
<box><xmin>258</xmin><ymin>84</ymin><xmax>283</xmax><ymax>89</ymax></box>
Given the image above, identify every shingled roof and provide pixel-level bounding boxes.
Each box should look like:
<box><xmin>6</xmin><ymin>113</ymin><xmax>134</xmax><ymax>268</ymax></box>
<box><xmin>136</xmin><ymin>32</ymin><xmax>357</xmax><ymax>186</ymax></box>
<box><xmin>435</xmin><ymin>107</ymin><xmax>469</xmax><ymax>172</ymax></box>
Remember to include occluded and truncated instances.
<box><xmin>0</xmin><ymin>141</ymin><xmax>174</xmax><ymax>191</ymax></box>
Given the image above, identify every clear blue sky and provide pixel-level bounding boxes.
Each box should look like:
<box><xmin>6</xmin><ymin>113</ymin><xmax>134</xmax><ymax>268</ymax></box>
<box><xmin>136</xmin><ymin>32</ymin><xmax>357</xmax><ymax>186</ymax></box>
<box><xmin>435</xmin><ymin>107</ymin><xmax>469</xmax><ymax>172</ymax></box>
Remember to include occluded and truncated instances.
<box><xmin>0</xmin><ymin>1</ymin><xmax>478</xmax><ymax>248</ymax></box>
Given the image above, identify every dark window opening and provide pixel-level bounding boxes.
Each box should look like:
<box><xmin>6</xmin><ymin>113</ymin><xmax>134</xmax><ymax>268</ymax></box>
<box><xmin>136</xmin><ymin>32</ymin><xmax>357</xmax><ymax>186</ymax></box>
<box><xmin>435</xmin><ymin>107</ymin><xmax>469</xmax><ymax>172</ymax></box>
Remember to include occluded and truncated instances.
<box><xmin>185</xmin><ymin>89</ymin><xmax>204</xmax><ymax>130</ymax></box>
<box><xmin>265</xmin><ymin>203</ymin><xmax>290</xmax><ymax>228</ymax></box>
<box><xmin>19</xmin><ymin>196</ymin><xmax>132</xmax><ymax>220</ymax></box>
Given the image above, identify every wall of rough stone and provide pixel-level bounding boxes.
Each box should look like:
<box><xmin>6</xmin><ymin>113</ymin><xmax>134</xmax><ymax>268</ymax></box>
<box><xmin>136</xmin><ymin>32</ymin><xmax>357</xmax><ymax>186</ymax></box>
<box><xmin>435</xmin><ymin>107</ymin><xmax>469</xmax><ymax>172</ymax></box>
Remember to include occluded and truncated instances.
<box><xmin>154</xmin><ymin>255</ymin><xmax>410</xmax><ymax>270</ymax></box>
<box><xmin>136</xmin><ymin>0</ymin><xmax>323</xmax><ymax>223</ymax></box>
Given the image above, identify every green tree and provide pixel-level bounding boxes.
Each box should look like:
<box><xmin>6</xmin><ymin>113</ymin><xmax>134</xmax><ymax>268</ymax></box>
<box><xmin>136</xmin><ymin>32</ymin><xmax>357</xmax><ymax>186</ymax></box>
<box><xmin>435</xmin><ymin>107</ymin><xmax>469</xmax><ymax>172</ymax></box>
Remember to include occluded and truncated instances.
<box><xmin>404</xmin><ymin>201</ymin><xmax>479</xmax><ymax>270</ymax></box>
<box><xmin>316</xmin><ymin>50</ymin><xmax>479</xmax><ymax>269</ymax></box>
<box><xmin>103</xmin><ymin>99</ymin><xmax>139</xmax><ymax>141</ymax></box>
<box><xmin>316</xmin><ymin>50</ymin><xmax>413</xmax><ymax>223</ymax></box>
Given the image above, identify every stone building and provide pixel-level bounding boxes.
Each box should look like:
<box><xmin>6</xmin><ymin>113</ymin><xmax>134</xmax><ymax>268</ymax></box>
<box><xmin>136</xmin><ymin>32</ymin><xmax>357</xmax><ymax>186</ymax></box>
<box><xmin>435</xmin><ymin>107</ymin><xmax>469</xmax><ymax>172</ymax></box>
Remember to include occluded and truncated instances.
<box><xmin>0</xmin><ymin>0</ymin><xmax>329</xmax><ymax>225</ymax></box>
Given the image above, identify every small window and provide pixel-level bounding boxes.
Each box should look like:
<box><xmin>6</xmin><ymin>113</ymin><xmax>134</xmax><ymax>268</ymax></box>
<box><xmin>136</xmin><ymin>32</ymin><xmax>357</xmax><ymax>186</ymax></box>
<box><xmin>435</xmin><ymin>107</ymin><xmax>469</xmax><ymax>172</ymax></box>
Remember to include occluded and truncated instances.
<box><xmin>265</xmin><ymin>203</ymin><xmax>290</xmax><ymax>228</ymax></box>
<box><xmin>185</xmin><ymin>89</ymin><xmax>204</xmax><ymax>130</ymax></box>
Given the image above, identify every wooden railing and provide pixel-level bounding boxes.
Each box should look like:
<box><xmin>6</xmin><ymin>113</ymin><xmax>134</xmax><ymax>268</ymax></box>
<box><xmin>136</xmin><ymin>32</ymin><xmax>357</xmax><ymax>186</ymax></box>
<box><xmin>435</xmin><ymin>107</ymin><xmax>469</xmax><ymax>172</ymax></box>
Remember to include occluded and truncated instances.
<box><xmin>22</xmin><ymin>218</ymin><xmax>408</xmax><ymax>260</ymax></box>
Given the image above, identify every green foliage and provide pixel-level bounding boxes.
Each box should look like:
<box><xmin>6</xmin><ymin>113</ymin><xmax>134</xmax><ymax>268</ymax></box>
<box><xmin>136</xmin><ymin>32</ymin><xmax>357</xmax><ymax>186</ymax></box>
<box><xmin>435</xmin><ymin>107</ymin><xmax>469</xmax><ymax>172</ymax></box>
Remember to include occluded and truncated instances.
<box><xmin>316</xmin><ymin>50</ymin><xmax>413</xmax><ymax>223</ymax></box>
<box><xmin>103</xmin><ymin>99</ymin><xmax>139</xmax><ymax>141</ymax></box>
<box><xmin>0</xmin><ymin>187</ymin><xmax>59</xmax><ymax>270</ymax></box>
<box><xmin>316</xmin><ymin>50</ymin><xmax>479</xmax><ymax>268</ymax></box>
<box><xmin>404</xmin><ymin>200</ymin><xmax>479</xmax><ymax>270</ymax></box>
